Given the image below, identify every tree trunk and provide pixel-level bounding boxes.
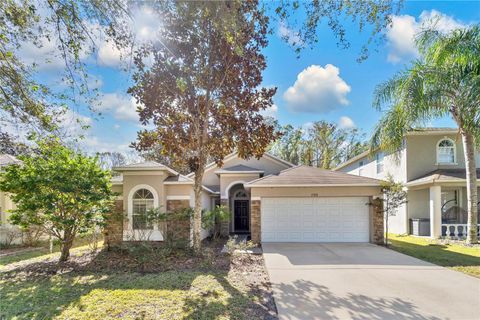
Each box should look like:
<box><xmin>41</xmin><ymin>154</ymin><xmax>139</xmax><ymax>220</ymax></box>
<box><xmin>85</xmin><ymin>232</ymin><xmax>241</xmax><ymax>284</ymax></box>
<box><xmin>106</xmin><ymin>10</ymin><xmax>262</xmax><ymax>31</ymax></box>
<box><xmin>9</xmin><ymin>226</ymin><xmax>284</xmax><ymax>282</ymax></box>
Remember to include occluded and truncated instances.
<box><xmin>193</xmin><ymin>164</ymin><xmax>205</xmax><ymax>252</ymax></box>
<box><xmin>59</xmin><ymin>236</ymin><xmax>74</xmax><ymax>262</ymax></box>
<box><xmin>461</xmin><ymin>130</ymin><xmax>478</xmax><ymax>244</ymax></box>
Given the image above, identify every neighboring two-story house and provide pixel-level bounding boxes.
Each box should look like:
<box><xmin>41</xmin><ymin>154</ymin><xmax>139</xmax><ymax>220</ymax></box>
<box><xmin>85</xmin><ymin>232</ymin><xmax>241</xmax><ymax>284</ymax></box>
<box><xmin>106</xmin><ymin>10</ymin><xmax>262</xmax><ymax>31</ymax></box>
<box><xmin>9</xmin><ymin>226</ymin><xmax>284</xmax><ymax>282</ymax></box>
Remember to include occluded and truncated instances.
<box><xmin>335</xmin><ymin>128</ymin><xmax>480</xmax><ymax>238</ymax></box>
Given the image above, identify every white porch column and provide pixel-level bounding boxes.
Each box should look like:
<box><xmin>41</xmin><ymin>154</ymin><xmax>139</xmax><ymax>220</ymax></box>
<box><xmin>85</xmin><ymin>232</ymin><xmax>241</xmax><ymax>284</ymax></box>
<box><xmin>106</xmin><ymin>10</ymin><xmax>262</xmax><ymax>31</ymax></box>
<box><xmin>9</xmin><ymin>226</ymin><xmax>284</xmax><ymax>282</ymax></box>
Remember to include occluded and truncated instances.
<box><xmin>429</xmin><ymin>185</ymin><xmax>442</xmax><ymax>238</ymax></box>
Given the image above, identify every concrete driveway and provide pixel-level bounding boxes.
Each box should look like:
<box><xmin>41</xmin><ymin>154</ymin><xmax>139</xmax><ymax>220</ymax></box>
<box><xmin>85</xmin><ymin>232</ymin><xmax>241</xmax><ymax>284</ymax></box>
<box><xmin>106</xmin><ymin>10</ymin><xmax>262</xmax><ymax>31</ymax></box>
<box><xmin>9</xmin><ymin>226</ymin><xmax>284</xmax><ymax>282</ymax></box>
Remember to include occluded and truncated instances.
<box><xmin>263</xmin><ymin>243</ymin><xmax>480</xmax><ymax>320</ymax></box>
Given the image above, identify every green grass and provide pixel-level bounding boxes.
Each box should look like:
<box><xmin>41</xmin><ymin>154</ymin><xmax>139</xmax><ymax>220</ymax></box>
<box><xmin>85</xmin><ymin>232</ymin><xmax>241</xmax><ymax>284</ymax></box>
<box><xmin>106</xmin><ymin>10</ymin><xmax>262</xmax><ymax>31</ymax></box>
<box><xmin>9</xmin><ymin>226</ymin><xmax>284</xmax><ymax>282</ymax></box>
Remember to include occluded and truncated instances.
<box><xmin>0</xmin><ymin>270</ymin><xmax>257</xmax><ymax>320</ymax></box>
<box><xmin>0</xmin><ymin>240</ymin><xmax>271</xmax><ymax>319</ymax></box>
<box><xmin>388</xmin><ymin>234</ymin><xmax>480</xmax><ymax>278</ymax></box>
<box><xmin>0</xmin><ymin>239</ymin><xmax>101</xmax><ymax>268</ymax></box>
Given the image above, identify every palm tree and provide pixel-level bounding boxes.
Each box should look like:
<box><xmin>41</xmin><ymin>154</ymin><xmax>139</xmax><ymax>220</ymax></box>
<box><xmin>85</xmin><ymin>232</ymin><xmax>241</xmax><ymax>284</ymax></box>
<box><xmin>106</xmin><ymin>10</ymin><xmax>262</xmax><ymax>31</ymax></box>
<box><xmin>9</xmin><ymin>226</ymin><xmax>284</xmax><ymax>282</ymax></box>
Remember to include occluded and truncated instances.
<box><xmin>371</xmin><ymin>25</ymin><xmax>480</xmax><ymax>244</ymax></box>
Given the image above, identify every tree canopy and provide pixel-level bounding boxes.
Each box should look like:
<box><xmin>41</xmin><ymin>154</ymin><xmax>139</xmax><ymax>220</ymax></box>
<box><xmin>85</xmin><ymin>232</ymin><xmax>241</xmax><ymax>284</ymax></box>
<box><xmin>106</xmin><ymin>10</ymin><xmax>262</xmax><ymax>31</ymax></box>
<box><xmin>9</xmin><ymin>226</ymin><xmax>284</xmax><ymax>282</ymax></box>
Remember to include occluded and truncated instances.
<box><xmin>270</xmin><ymin>121</ymin><xmax>368</xmax><ymax>169</ymax></box>
<box><xmin>129</xmin><ymin>0</ymin><xmax>280</xmax><ymax>250</ymax></box>
<box><xmin>0</xmin><ymin>140</ymin><xmax>114</xmax><ymax>261</ymax></box>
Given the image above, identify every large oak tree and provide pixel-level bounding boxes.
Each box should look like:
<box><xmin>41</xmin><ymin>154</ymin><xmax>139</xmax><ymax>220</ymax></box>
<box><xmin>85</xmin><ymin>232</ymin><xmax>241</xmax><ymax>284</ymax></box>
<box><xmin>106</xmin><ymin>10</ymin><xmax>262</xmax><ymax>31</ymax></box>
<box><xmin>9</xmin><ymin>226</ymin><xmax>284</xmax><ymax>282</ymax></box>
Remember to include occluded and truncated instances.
<box><xmin>129</xmin><ymin>0</ymin><xmax>278</xmax><ymax>250</ymax></box>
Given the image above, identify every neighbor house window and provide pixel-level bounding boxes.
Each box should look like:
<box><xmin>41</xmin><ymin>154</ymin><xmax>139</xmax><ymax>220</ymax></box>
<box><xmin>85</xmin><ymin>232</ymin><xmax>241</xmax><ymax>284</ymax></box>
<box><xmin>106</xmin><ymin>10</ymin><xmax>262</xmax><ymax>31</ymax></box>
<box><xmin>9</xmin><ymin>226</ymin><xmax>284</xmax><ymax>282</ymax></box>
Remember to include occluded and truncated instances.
<box><xmin>437</xmin><ymin>138</ymin><xmax>456</xmax><ymax>164</ymax></box>
<box><xmin>132</xmin><ymin>189</ymin><xmax>154</xmax><ymax>230</ymax></box>
<box><xmin>376</xmin><ymin>152</ymin><xmax>384</xmax><ymax>174</ymax></box>
<box><xmin>358</xmin><ymin>161</ymin><xmax>364</xmax><ymax>176</ymax></box>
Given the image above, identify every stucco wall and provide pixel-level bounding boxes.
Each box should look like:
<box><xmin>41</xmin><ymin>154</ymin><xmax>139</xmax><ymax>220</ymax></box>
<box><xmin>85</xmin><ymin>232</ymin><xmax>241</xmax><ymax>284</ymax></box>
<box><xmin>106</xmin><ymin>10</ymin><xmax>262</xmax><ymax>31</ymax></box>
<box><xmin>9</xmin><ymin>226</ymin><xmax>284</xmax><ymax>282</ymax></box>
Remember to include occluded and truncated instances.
<box><xmin>407</xmin><ymin>189</ymin><xmax>430</xmax><ymax>220</ymax></box>
<box><xmin>405</xmin><ymin>134</ymin><xmax>480</xmax><ymax>181</ymax></box>
<box><xmin>338</xmin><ymin>149</ymin><xmax>407</xmax><ymax>183</ymax></box>
<box><xmin>251</xmin><ymin>186</ymin><xmax>382</xmax><ymax>198</ymax></box>
<box><xmin>0</xmin><ymin>191</ymin><xmax>15</xmax><ymax>225</ymax></box>
<box><xmin>122</xmin><ymin>172</ymin><xmax>167</xmax><ymax>211</ymax></box>
<box><xmin>220</xmin><ymin>174</ymin><xmax>260</xmax><ymax>199</ymax></box>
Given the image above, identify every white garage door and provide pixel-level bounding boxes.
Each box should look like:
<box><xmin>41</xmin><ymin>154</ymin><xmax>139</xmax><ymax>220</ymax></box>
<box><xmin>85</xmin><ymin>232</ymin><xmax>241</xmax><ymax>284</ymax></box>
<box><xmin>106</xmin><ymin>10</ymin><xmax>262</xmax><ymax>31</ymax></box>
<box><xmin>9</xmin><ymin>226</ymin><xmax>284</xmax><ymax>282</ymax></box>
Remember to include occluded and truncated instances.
<box><xmin>261</xmin><ymin>197</ymin><xmax>370</xmax><ymax>242</ymax></box>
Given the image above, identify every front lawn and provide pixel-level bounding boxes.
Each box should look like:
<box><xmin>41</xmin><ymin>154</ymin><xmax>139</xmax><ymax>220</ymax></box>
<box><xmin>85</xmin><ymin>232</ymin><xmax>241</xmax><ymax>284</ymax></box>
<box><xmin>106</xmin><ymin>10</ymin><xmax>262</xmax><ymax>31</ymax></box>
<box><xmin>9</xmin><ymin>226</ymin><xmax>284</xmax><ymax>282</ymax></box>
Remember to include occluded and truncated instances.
<box><xmin>388</xmin><ymin>234</ymin><xmax>480</xmax><ymax>278</ymax></box>
<box><xmin>0</xmin><ymin>241</ymin><xmax>276</xmax><ymax>320</ymax></box>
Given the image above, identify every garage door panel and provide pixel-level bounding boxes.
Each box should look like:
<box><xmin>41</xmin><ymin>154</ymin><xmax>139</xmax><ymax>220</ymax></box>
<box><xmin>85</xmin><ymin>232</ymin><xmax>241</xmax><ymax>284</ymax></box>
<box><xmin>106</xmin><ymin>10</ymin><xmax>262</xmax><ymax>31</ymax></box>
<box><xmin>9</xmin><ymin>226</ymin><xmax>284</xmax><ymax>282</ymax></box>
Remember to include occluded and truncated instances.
<box><xmin>261</xmin><ymin>197</ymin><xmax>369</xmax><ymax>243</ymax></box>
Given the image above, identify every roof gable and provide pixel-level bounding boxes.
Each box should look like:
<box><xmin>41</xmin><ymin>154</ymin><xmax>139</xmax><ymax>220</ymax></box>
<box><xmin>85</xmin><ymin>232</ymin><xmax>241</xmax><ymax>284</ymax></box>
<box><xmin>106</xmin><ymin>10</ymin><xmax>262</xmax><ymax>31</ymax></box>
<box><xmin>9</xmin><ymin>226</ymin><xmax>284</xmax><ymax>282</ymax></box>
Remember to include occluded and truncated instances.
<box><xmin>187</xmin><ymin>152</ymin><xmax>294</xmax><ymax>177</ymax></box>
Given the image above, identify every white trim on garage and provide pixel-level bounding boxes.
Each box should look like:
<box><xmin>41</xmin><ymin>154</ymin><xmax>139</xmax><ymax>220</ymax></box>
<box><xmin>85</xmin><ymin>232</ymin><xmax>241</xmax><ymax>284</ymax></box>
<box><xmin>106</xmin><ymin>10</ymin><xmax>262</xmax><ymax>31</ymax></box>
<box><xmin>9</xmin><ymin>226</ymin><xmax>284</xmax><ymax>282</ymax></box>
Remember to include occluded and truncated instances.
<box><xmin>261</xmin><ymin>197</ymin><xmax>370</xmax><ymax>243</ymax></box>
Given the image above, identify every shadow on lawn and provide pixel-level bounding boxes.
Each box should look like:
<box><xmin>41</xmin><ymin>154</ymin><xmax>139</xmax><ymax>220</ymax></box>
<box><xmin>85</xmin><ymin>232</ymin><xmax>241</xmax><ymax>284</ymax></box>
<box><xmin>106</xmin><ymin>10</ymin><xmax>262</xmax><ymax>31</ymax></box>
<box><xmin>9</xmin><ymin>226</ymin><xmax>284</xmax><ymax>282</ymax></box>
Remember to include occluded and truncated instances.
<box><xmin>0</xmin><ymin>245</ymin><xmax>276</xmax><ymax>320</ymax></box>
<box><xmin>272</xmin><ymin>279</ymin><xmax>441</xmax><ymax>320</ymax></box>
<box><xmin>388</xmin><ymin>238</ymin><xmax>480</xmax><ymax>269</ymax></box>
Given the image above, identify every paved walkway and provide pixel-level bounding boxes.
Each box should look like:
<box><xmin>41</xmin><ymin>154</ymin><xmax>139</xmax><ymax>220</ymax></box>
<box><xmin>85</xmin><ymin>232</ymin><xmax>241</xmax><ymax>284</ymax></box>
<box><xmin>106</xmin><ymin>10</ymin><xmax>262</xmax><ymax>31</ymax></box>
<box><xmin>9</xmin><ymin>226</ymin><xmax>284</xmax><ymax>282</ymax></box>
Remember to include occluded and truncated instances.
<box><xmin>263</xmin><ymin>243</ymin><xmax>480</xmax><ymax>320</ymax></box>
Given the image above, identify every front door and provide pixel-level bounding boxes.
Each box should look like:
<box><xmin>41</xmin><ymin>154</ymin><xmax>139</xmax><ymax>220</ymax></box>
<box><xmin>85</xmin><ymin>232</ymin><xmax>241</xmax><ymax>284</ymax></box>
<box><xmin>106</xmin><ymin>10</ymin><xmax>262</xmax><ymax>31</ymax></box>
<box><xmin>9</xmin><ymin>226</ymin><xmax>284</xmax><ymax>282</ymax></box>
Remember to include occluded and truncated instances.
<box><xmin>234</xmin><ymin>200</ymin><xmax>249</xmax><ymax>232</ymax></box>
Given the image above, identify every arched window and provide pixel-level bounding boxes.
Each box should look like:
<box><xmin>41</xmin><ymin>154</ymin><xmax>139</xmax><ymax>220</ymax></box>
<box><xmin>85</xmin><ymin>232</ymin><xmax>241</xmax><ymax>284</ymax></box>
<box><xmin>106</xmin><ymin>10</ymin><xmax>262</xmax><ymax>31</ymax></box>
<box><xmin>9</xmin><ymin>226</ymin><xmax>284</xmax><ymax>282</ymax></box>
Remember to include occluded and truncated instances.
<box><xmin>437</xmin><ymin>138</ymin><xmax>456</xmax><ymax>164</ymax></box>
<box><xmin>233</xmin><ymin>190</ymin><xmax>249</xmax><ymax>199</ymax></box>
<box><xmin>132</xmin><ymin>189</ymin><xmax>154</xmax><ymax>230</ymax></box>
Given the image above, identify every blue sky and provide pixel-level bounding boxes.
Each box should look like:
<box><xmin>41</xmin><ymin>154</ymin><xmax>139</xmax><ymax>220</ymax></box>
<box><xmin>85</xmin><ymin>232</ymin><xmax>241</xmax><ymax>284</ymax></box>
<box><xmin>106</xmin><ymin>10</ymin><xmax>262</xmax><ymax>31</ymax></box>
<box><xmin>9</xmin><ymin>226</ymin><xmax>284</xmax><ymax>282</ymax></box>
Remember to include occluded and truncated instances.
<box><xmin>16</xmin><ymin>1</ymin><xmax>480</xmax><ymax>154</ymax></box>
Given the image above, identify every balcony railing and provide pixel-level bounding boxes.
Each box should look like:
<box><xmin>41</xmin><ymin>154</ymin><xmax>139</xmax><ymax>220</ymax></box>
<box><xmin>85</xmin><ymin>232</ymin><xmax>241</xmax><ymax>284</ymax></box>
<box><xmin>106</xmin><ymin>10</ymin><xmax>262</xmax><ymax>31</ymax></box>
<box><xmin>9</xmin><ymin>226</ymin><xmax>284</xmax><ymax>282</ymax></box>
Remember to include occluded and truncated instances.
<box><xmin>441</xmin><ymin>224</ymin><xmax>480</xmax><ymax>238</ymax></box>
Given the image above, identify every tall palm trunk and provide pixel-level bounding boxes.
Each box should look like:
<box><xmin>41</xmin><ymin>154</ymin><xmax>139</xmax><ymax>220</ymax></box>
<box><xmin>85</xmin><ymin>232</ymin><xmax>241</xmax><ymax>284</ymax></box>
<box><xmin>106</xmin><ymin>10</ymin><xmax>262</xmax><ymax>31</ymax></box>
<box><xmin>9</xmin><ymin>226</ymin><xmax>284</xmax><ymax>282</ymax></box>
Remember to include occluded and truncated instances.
<box><xmin>461</xmin><ymin>130</ymin><xmax>478</xmax><ymax>244</ymax></box>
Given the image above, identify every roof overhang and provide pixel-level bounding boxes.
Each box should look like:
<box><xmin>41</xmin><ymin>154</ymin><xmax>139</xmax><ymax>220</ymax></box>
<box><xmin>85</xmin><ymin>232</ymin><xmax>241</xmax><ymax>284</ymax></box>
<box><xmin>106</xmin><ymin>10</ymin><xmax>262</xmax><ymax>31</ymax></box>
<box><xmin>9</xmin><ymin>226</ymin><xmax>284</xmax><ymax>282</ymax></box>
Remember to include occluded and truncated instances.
<box><xmin>215</xmin><ymin>170</ymin><xmax>264</xmax><ymax>174</ymax></box>
<box><xmin>405</xmin><ymin>178</ymin><xmax>475</xmax><ymax>188</ymax></box>
<box><xmin>245</xmin><ymin>183</ymin><xmax>381</xmax><ymax>188</ymax></box>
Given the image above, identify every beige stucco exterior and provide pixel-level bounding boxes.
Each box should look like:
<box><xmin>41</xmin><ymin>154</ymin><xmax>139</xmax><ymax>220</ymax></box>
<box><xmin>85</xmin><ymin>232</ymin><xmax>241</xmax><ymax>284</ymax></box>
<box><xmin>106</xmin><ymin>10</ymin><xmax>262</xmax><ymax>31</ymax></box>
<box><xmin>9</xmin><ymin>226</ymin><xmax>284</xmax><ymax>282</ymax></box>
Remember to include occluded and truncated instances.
<box><xmin>337</xmin><ymin>130</ymin><xmax>480</xmax><ymax>236</ymax></box>
<box><xmin>110</xmin><ymin>153</ymin><xmax>385</xmax><ymax>244</ymax></box>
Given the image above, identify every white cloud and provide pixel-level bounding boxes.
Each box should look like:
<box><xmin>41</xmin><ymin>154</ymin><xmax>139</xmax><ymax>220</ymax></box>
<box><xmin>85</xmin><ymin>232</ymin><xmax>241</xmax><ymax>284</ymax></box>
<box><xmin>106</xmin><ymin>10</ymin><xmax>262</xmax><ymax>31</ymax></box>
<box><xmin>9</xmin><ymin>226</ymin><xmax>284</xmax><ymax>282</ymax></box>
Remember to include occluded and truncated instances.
<box><xmin>339</xmin><ymin>116</ymin><xmax>355</xmax><ymax>129</ymax></box>
<box><xmin>278</xmin><ymin>21</ymin><xmax>303</xmax><ymax>46</ymax></box>
<box><xmin>283</xmin><ymin>64</ymin><xmax>351</xmax><ymax>113</ymax></box>
<box><xmin>80</xmin><ymin>136</ymin><xmax>131</xmax><ymax>154</ymax></box>
<box><xmin>386</xmin><ymin>10</ymin><xmax>467</xmax><ymax>63</ymax></box>
<box><xmin>113</xmin><ymin>124</ymin><xmax>121</xmax><ymax>130</ymax></box>
<box><xmin>57</xmin><ymin>109</ymin><xmax>92</xmax><ymax>136</ymax></box>
<box><xmin>98</xmin><ymin>93</ymin><xmax>140</xmax><ymax>122</ymax></box>
<box><xmin>97</xmin><ymin>41</ymin><xmax>125</xmax><ymax>67</ymax></box>
<box><xmin>260</xmin><ymin>104</ymin><xmax>278</xmax><ymax>119</ymax></box>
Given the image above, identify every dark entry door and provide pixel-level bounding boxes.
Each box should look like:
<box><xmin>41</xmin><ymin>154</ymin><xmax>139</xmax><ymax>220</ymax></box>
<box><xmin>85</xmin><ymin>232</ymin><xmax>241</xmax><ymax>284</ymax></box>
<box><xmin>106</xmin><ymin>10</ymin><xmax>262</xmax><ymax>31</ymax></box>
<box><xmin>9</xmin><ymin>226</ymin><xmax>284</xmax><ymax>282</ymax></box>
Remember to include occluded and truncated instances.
<box><xmin>234</xmin><ymin>200</ymin><xmax>249</xmax><ymax>232</ymax></box>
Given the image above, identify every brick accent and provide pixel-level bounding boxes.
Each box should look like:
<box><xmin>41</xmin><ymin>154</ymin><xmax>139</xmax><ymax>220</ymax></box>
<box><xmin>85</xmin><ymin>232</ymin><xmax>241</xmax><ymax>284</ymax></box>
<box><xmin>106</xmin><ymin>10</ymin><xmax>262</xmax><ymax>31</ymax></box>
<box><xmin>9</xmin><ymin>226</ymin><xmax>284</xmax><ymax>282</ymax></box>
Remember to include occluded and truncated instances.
<box><xmin>166</xmin><ymin>200</ymin><xmax>191</xmax><ymax>241</ymax></box>
<box><xmin>371</xmin><ymin>197</ymin><xmax>385</xmax><ymax>245</ymax></box>
<box><xmin>104</xmin><ymin>200</ymin><xmax>124</xmax><ymax>248</ymax></box>
<box><xmin>220</xmin><ymin>199</ymin><xmax>229</xmax><ymax>236</ymax></box>
<box><xmin>250</xmin><ymin>200</ymin><xmax>261</xmax><ymax>244</ymax></box>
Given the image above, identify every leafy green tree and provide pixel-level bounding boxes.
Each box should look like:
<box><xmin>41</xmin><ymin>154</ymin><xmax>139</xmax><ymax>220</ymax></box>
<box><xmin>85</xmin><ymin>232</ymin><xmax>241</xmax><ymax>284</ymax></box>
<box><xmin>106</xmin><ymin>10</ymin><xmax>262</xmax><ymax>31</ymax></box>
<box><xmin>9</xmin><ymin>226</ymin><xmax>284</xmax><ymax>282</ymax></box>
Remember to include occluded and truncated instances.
<box><xmin>269</xmin><ymin>125</ymin><xmax>304</xmax><ymax>165</ymax></box>
<box><xmin>0</xmin><ymin>140</ymin><xmax>114</xmax><ymax>261</ymax></box>
<box><xmin>371</xmin><ymin>25</ymin><xmax>480</xmax><ymax>243</ymax></box>
<box><xmin>269</xmin><ymin>121</ymin><xmax>368</xmax><ymax>168</ymax></box>
<box><xmin>274</xmin><ymin>0</ymin><xmax>403</xmax><ymax>61</ymax></box>
<box><xmin>372</xmin><ymin>175</ymin><xmax>407</xmax><ymax>247</ymax></box>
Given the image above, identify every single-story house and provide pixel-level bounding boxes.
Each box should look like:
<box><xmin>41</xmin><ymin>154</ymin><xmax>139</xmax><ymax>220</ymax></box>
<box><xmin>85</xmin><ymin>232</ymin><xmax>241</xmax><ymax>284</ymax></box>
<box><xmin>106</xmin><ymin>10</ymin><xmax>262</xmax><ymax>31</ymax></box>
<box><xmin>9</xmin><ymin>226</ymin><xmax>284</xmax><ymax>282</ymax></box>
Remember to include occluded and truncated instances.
<box><xmin>106</xmin><ymin>152</ymin><xmax>385</xmax><ymax>245</ymax></box>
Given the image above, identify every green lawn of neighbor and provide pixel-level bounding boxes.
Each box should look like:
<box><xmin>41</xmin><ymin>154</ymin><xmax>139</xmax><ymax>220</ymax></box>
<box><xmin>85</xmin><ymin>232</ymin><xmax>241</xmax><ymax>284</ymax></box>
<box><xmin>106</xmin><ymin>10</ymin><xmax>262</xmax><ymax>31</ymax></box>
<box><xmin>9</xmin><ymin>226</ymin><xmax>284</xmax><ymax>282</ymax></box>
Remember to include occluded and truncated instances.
<box><xmin>388</xmin><ymin>234</ymin><xmax>480</xmax><ymax>278</ymax></box>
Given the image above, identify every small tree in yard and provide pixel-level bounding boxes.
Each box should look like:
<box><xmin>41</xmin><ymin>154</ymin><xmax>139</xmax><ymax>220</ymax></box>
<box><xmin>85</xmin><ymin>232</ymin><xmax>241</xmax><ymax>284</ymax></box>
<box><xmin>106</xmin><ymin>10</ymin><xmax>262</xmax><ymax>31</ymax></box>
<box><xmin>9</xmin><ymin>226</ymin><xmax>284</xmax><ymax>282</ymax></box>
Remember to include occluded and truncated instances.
<box><xmin>129</xmin><ymin>1</ymin><xmax>278</xmax><ymax>251</ymax></box>
<box><xmin>0</xmin><ymin>140</ymin><xmax>114</xmax><ymax>262</ymax></box>
<box><xmin>373</xmin><ymin>175</ymin><xmax>407</xmax><ymax>247</ymax></box>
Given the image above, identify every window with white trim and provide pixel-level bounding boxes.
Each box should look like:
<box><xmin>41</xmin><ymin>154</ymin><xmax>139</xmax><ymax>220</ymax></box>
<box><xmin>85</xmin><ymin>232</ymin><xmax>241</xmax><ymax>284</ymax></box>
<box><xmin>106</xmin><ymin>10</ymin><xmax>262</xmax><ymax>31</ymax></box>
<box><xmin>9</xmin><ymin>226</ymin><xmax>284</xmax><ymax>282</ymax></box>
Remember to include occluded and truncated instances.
<box><xmin>132</xmin><ymin>189</ymin><xmax>154</xmax><ymax>230</ymax></box>
<box><xmin>437</xmin><ymin>138</ymin><xmax>456</xmax><ymax>164</ymax></box>
<box><xmin>376</xmin><ymin>152</ymin><xmax>384</xmax><ymax>174</ymax></box>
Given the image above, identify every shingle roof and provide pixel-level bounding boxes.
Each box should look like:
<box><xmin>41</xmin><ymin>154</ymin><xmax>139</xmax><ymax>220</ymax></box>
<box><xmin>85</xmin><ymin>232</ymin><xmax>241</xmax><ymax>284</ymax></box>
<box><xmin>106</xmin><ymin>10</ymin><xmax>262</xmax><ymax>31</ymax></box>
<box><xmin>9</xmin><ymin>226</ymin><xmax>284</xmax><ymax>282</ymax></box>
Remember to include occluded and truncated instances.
<box><xmin>115</xmin><ymin>161</ymin><xmax>164</xmax><ymax>169</ymax></box>
<box><xmin>407</xmin><ymin>169</ymin><xmax>480</xmax><ymax>186</ymax></box>
<box><xmin>205</xmin><ymin>185</ymin><xmax>220</xmax><ymax>193</ymax></box>
<box><xmin>0</xmin><ymin>154</ymin><xmax>22</xmax><ymax>167</ymax></box>
<box><xmin>246</xmin><ymin>165</ymin><xmax>382</xmax><ymax>187</ymax></box>
<box><xmin>215</xmin><ymin>164</ymin><xmax>263</xmax><ymax>173</ymax></box>
<box><xmin>164</xmin><ymin>175</ymin><xmax>193</xmax><ymax>182</ymax></box>
<box><xmin>113</xmin><ymin>161</ymin><xmax>179</xmax><ymax>176</ymax></box>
